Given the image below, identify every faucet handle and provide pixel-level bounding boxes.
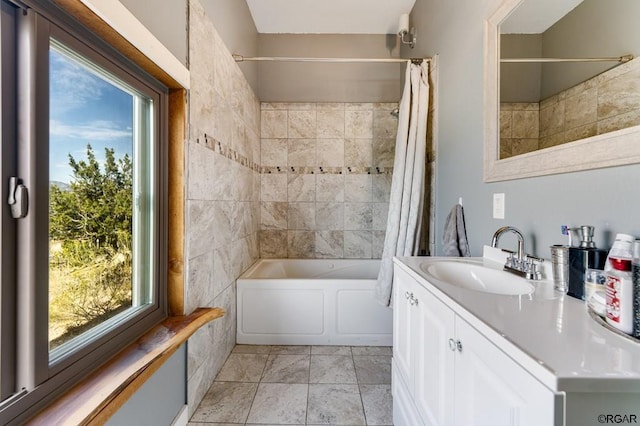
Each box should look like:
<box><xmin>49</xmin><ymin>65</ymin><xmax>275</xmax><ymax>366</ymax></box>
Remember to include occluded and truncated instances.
<box><xmin>524</xmin><ymin>255</ymin><xmax>544</xmax><ymax>280</ymax></box>
<box><xmin>502</xmin><ymin>250</ymin><xmax>517</xmax><ymax>268</ymax></box>
<box><xmin>525</xmin><ymin>253</ymin><xmax>544</xmax><ymax>263</ymax></box>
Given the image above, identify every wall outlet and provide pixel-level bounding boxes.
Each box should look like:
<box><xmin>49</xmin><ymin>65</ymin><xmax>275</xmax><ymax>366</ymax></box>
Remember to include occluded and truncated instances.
<box><xmin>493</xmin><ymin>193</ymin><xmax>505</xmax><ymax>219</ymax></box>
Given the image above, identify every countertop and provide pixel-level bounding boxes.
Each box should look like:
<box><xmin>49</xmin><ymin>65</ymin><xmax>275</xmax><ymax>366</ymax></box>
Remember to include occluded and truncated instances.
<box><xmin>394</xmin><ymin>247</ymin><xmax>640</xmax><ymax>393</ymax></box>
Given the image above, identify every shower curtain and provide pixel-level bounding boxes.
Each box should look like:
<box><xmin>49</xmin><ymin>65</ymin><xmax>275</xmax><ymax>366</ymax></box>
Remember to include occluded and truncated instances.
<box><xmin>375</xmin><ymin>60</ymin><xmax>429</xmax><ymax>307</ymax></box>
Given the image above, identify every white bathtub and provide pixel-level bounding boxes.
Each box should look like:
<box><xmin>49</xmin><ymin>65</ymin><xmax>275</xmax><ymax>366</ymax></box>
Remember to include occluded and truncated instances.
<box><xmin>237</xmin><ymin>259</ymin><xmax>393</xmax><ymax>346</ymax></box>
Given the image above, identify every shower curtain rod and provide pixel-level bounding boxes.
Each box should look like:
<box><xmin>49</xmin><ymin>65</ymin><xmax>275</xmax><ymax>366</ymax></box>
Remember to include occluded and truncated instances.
<box><xmin>232</xmin><ymin>55</ymin><xmax>429</xmax><ymax>64</ymax></box>
<box><xmin>501</xmin><ymin>54</ymin><xmax>633</xmax><ymax>63</ymax></box>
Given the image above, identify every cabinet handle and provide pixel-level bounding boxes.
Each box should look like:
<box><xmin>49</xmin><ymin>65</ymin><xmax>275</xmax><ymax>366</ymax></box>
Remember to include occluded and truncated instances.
<box><xmin>456</xmin><ymin>340</ymin><xmax>463</xmax><ymax>352</ymax></box>
<box><xmin>448</xmin><ymin>338</ymin><xmax>457</xmax><ymax>351</ymax></box>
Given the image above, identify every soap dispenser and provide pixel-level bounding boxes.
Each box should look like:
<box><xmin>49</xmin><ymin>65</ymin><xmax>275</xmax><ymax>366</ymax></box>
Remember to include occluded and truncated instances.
<box><xmin>568</xmin><ymin>226</ymin><xmax>608</xmax><ymax>300</ymax></box>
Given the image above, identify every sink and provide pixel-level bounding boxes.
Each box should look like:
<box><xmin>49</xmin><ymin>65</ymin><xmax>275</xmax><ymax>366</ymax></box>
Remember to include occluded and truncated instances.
<box><xmin>419</xmin><ymin>261</ymin><xmax>534</xmax><ymax>296</ymax></box>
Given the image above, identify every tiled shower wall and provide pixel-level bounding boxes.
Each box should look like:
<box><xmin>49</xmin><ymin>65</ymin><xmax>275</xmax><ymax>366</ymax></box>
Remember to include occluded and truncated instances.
<box><xmin>185</xmin><ymin>0</ymin><xmax>261</xmax><ymax>414</ymax></box>
<box><xmin>500</xmin><ymin>56</ymin><xmax>640</xmax><ymax>158</ymax></box>
<box><xmin>259</xmin><ymin>102</ymin><xmax>399</xmax><ymax>259</ymax></box>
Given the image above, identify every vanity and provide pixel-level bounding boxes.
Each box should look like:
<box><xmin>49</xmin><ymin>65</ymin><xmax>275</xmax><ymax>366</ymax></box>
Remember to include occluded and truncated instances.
<box><xmin>392</xmin><ymin>248</ymin><xmax>640</xmax><ymax>426</ymax></box>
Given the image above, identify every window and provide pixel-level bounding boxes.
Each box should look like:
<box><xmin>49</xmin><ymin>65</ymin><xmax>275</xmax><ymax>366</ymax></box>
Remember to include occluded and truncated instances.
<box><xmin>0</xmin><ymin>1</ymin><xmax>167</xmax><ymax>422</ymax></box>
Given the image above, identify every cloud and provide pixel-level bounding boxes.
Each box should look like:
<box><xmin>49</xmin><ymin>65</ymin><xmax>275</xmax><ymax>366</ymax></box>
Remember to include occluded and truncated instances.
<box><xmin>50</xmin><ymin>52</ymin><xmax>105</xmax><ymax>113</ymax></box>
<box><xmin>50</xmin><ymin>119</ymin><xmax>132</xmax><ymax>141</ymax></box>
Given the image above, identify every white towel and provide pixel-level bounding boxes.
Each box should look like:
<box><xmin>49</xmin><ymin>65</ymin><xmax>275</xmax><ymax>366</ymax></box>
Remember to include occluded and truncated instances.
<box><xmin>442</xmin><ymin>204</ymin><xmax>470</xmax><ymax>256</ymax></box>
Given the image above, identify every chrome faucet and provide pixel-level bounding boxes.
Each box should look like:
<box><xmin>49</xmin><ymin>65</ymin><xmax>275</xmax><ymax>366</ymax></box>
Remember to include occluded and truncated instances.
<box><xmin>491</xmin><ymin>226</ymin><xmax>543</xmax><ymax>280</ymax></box>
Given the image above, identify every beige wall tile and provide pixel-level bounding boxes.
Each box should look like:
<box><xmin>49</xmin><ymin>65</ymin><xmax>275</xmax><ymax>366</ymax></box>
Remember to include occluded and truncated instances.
<box><xmin>539</xmin><ymin>100</ymin><xmax>565</xmax><ymax>138</ymax></box>
<box><xmin>598</xmin><ymin>67</ymin><xmax>640</xmax><ymax>120</ymax></box>
<box><xmin>565</xmin><ymin>88</ymin><xmax>597</xmax><ymax>130</ymax></box>
<box><xmin>372</xmin><ymin>174</ymin><xmax>392</xmax><ymax>203</ymax></box>
<box><xmin>262</xmin><ymin>110</ymin><xmax>288</xmax><ymax>138</ymax></box>
<box><xmin>316</xmin><ymin>174</ymin><xmax>344</xmax><ymax>202</ymax></box>
<box><xmin>316</xmin><ymin>202</ymin><xmax>344</xmax><ymax>231</ymax></box>
<box><xmin>372</xmin><ymin>231</ymin><xmax>386</xmax><ymax>259</ymax></box>
<box><xmin>317</xmin><ymin>110</ymin><xmax>345</xmax><ymax>138</ymax></box>
<box><xmin>344</xmin><ymin>203</ymin><xmax>372</xmax><ymax>230</ymax></box>
<box><xmin>510</xmin><ymin>139</ymin><xmax>539</xmax><ymax>156</ymax></box>
<box><xmin>262</xmin><ymin>139</ymin><xmax>287</xmax><ymax>167</ymax></box>
<box><xmin>259</xmin><ymin>102</ymin><xmax>401</xmax><ymax>260</ymax></box>
<box><xmin>288</xmin><ymin>231</ymin><xmax>315</xmax><ymax>258</ymax></box>
<box><xmin>288</xmin><ymin>110</ymin><xmax>317</xmax><ymax>138</ymax></box>
<box><xmin>373</xmin><ymin>139</ymin><xmax>395</xmax><ymax>168</ymax></box>
<box><xmin>345</xmin><ymin>138</ymin><xmax>372</xmax><ymax>167</ymax></box>
<box><xmin>261</xmin><ymin>202</ymin><xmax>288</xmax><ymax>230</ymax></box>
<box><xmin>317</xmin><ymin>103</ymin><xmax>345</xmax><ymax>111</ymax></box>
<box><xmin>288</xmin><ymin>174</ymin><xmax>316</xmax><ymax>202</ymax></box>
<box><xmin>260</xmin><ymin>230</ymin><xmax>288</xmax><ymax>258</ymax></box>
<box><xmin>288</xmin><ymin>203</ymin><xmax>316</xmax><ymax>230</ymax></box>
<box><xmin>288</xmin><ymin>139</ymin><xmax>317</xmax><ymax>167</ymax></box>
<box><xmin>512</xmin><ymin>110</ymin><xmax>539</xmax><ymax>139</ymax></box>
<box><xmin>317</xmin><ymin>139</ymin><xmax>345</xmax><ymax>167</ymax></box>
<box><xmin>345</xmin><ymin>111</ymin><xmax>373</xmax><ymax>138</ymax></box>
<box><xmin>315</xmin><ymin>231</ymin><xmax>344</xmax><ymax>258</ymax></box>
<box><xmin>597</xmin><ymin>109</ymin><xmax>640</xmax><ymax>134</ymax></box>
<box><xmin>373</xmin><ymin>111</ymin><xmax>398</xmax><ymax>139</ymax></box>
<box><xmin>372</xmin><ymin>203</ymin><xmax>389</xmax><ymax>231</ymax></box>
<box><xmin>261</xmin><ymin>174</ymin><xmax>288</xmax><ymax>201</ymax></box>
<box><xmin>565</xmin><ymin>123</ymin><xmax>597</xmax><ymax>143</ymax></box>
<box><xmin>344</xmin><ymin>231</ymin><xmax>372</xmax><ymax>259</ymax></box>
<box><xmin>345</xmin><ymin>175</ymin><xmax>372</xmax><ymax>202</ymax></box>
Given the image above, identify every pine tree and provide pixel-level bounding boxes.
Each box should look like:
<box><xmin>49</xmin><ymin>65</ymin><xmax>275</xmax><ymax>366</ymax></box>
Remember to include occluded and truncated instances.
<box><xmin>49</xmin><ymin>145</ymin><xmax>133</xmax><ymax>346</ymax></box>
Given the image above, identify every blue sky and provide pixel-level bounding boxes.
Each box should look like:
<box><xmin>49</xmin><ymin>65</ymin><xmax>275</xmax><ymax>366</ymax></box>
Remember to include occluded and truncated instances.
<box><xmin>49</xmin><ymin>48</ymin><xmax>134</xmax><ymax>183</ymax></box>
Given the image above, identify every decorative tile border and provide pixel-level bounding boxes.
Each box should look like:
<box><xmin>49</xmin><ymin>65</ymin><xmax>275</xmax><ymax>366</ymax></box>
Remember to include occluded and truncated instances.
<box><xmin>197</xmin><ymin>134</ymin><xmax>394</xmax><ymax>176</ymax></box>
<box><xmin>261</xmin><ymin>166</ymin><xmax>393</xmax><ymax>175</ymax></box>
<box><xmin>195</xmin><ymin>134</ymin><xmax>261</xmax><ymax>172</ymax></box>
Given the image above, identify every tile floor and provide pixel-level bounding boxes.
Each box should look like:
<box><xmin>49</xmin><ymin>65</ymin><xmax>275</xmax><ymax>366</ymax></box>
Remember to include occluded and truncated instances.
<box><xmin>189</xmin><ymin>345</ymin><xmax>393</xmax><ymax>425</ymax></box>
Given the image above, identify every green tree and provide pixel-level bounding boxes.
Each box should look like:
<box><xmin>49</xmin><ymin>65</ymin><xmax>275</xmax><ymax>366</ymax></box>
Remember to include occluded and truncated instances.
<box><xmin>49</xmin><ymin>145</ymin><xmax>133</xmax><ymax>347</ymax></box>
<box><xmin>50</xmin><ymin>145</ymin><xmax>132</xmax><ymax>253</ymax></box>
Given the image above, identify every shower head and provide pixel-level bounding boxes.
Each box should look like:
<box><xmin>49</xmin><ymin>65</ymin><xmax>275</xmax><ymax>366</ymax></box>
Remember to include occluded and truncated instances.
<box><xmin>390</xmin><ymin>108</ymin><xmax>399</xmax><ymax>118</ymax></box>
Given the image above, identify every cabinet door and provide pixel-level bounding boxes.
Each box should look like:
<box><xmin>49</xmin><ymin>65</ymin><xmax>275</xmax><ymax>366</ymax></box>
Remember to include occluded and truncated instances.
<box><xmin>454</xmin><ymin>319</ymin><xmax>557</xmax><ymax>426</ymax></box>
<box><xmin>393</xmin><ymin>359</ymin><xmax>423</xmax><ymax>426</ymax></box>
<box><xmin>393</xmin><ymin>268</ymin><xmax>416</xmax><ymax>384</ymax></box>
<box><xmin>413</xmin><ymin>283</ymin><xmax>455</xmax><ymax>426</ymax></box>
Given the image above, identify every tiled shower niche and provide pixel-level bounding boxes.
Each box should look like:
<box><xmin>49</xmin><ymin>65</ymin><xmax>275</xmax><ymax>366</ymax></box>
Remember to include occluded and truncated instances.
<box><xmin>259</xmin><ymin>102</ymin><xmax>399</xmax><ymax>259</ymax></box>
<box><xmin>501</xmin><ymin>56</ymin><xmax>640</xmax><ymax>158</ymax></box>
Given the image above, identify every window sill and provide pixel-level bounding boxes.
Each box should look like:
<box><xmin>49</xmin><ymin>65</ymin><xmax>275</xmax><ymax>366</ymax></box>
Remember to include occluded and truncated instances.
<box><xmin>28</xmin><ymin>307</ymin><xmax>224</xmax><ymax>425</ymax></box>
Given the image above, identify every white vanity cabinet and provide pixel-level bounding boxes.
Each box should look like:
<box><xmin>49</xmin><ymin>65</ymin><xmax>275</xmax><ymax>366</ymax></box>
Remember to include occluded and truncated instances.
<box><xmin>392</xmin><ymin>266</ymin><xmax>559</xmax><ymax>426</ymax></box>
<box><xmin>393</xmin><ymin>266</ymin><xmax>455</xmax><ymax>425</ymax></box>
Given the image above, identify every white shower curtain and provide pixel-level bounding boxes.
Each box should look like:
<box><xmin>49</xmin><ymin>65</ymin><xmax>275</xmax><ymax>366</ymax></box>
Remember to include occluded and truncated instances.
<box><xmin>375</xmin><ymin>60</ymin><xmax>429</xmax><ymax>307</ymax></box>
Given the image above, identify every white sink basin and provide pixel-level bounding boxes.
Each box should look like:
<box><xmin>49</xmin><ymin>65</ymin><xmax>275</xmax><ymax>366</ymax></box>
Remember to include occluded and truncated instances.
<box><xmin>419</xmin><ymin>261</ymin><xmax>534</xmax><ymax>296</ymax></box>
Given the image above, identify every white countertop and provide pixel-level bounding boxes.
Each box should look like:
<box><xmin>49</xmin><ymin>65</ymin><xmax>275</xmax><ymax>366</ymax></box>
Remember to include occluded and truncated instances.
<box><xmin>394</xmin><ymin>248</ymin><xmax>640</xmax><ymax>393</ymax></box>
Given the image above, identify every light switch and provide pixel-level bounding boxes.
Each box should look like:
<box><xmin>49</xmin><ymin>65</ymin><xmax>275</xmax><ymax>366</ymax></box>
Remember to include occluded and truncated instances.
<box><xmin>493</xmin><ymin>193</ymin><xmax>505</xmax><ymax>219</ymax></box>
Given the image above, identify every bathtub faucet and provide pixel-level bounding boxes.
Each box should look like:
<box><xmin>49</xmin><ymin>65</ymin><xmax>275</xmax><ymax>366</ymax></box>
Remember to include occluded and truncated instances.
<box><xmin>491</xmin><ymin>226</ymin><xmax>543</xmax><ymax>280</ymax></box>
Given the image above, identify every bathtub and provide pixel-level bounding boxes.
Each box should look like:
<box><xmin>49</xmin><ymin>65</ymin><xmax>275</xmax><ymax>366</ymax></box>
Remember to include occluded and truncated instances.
<box><xmin>237</xmin><ymin>259</ymin><xmax>392</xmax><ymax>346</ymax></box>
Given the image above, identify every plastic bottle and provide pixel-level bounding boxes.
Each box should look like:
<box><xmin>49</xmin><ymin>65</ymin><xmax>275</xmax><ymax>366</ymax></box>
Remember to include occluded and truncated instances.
<box><xmin>604</xmin><ymin>233</ymin><xmax>634</xmax><ymax>273</ymax></box>
<box><xmin>632</xmin><ymin>240</ymin><xmax>640</xmax><ymax>338</ymax></box>
<box><xmin>606</xmin><ymin>257</ymin><xmax>634</xmax><ymax>335</ymax></box>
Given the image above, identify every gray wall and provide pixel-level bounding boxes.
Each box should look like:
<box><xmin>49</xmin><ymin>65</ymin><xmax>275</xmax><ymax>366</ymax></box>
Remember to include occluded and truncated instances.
<box><xmin>107</xmin><ymin>345</ymin><xmax>186</xmax><ymax>426</ymax></box>
<box><xmin>119</xmin><ymin>0</ymin><xmax>188</xmax><ymax>66</ymax></box>
<box><xmin>409</xmin><ymin>0</ymin><xmax>640</xmax><ymax>258</ymax></box>
<box><xmin>199</xmin><ymin>0</ymin><xmax>259</xmax><ymax>91</ymax></box>
<box><xmin>500</xmin><ymin>34</ymin><xmax>542</xmax><ymax>102</ymax></box>
<box><xmin>541</xmin><ymin>0</ymin><xmax>640</xmax><ymax>98</ymax></box>
<box><xmin>258</xmin><ymin>34</ymin><xmax>403</xmax><ymax>102</ymax></box>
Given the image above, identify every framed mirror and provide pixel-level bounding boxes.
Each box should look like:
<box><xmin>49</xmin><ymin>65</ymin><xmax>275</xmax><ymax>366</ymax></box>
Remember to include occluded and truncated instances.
<box><xmin>484</xmin><ymin>0</ymin><xmax>640</xmax><ymax>182</ymax></box>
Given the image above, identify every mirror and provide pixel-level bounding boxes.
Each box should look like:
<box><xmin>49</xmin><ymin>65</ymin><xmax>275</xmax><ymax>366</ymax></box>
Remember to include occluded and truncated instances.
<box><xmin>484</xmin><ymin>0</ymin><xmax>640</xmax><ymax>182</ymax></box>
